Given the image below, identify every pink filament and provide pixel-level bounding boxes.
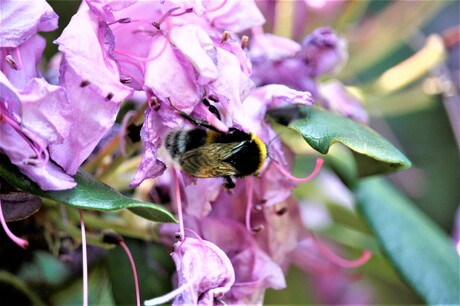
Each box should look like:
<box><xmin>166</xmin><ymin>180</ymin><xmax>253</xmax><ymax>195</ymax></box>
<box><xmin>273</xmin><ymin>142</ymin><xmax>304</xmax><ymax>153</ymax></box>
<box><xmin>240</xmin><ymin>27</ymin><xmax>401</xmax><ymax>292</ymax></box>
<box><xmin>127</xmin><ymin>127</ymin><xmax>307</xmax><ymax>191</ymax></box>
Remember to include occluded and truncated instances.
<box><xmin>172</xmin><ymin>169</ymin><xmax>185</xmax><ymax>241</ymax></box>
<box><xmin>79</xmin><ymin>210</ymin><xmax>88</xmax><ymax>306</ymax></box>
<box><xmin>14</xmin><ymin>47</ymin><xmax>23</xmax><ymax>70</ymax></box>
<box><xmin>0</xmin><ymin>199</ymin><xmax>28</xmax><ymax>249</ymax></box>
<box><xmin>207</xmin><ymin>0</ymin><xmax>228</xmax><ymax>12</ymax></box>
<box><xmin>311</xmin><ymin>234</ymin><xmax>372</xmax><ymax>268</ymax></box>
<box><xmin>170</xmin><ymin>8</ymin><xmax>193</xmax><ymax>17</ymax></box>
<box><xmin>273</xmin><ymin>158</ymin><xmax>324</xmax><ymax>183</ymax></box>
<box><xmin>119</xmin><ymin>240</ymin><xmax>141</xmax><ymax>306</ymax></box>
<box><xmin>245</xmin><ymin>177</ymin><xmax>254</xmax><ymax>232</ymax></box>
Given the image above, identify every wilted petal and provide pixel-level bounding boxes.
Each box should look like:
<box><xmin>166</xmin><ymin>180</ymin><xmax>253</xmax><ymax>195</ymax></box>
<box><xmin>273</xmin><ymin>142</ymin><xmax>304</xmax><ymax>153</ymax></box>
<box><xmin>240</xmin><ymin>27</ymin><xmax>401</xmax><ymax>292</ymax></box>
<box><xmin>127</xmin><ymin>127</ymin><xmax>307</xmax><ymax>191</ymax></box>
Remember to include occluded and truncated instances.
<box><xmin>0</xmin><ymin>0</ymin><xmax>58</xmax><ymax>48</ymax></box>
<box><xmin>171</xmin><ymin>237</ymin><xmax>235</xmax><ymax>305</ymax></box>
<box><xmin>299</xmin><ymin>27</ymin><xmax>348</xmax><ymax>78</ymax></box>
<box><xmin>129</xmin><ymin>140</ymin><xmax>166</xmax><ymax>187</ymax></box>
<box><xmin>129</xmin><ymin>107</ymin><xmax>176</xmax><ymax>187</ymax></box>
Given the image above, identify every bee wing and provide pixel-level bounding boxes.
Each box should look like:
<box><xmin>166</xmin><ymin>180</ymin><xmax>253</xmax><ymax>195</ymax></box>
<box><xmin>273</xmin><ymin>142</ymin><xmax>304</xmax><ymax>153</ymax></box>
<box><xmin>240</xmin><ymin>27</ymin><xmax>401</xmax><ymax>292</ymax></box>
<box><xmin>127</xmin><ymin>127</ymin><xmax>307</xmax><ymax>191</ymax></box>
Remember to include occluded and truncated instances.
<box><xmin>178</xmin><ymin>142</ymin><xmax>245</xmax><ymax>177</ymax></box>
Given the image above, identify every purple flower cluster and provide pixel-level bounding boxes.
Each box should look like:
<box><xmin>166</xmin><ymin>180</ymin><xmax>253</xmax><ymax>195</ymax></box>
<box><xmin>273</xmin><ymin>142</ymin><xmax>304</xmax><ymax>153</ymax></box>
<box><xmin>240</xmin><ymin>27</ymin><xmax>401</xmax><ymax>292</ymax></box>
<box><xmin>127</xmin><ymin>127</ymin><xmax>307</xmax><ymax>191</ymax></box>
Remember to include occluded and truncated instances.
<box><xmin>1</xmin><ymin>0</ymin><xmax>132</xmax><ymax>190</ymax></box>
<box><xmin>1</xmin><ymin>0</ymin><xmax>371</xmax><ymax>304</ymax></box>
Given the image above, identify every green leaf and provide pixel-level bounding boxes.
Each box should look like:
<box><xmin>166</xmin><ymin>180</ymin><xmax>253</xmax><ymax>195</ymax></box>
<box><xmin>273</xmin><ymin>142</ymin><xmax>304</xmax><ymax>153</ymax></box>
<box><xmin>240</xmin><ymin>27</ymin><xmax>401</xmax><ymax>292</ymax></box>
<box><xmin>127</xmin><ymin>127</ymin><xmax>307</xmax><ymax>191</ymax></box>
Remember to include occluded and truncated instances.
<box><xmin>269</xmin><ymin>106</ymin><xmax>411</xmax><ymax>176</ymax></box>
<box><xmin>356</xmin><ymin>177</ymin><xmax>460</xmax><ymax>305</ymax></box>
<box><xmin>0</xmin><ymin>154</ymin><xmax>176</xmax><ymax>223</ymax></box>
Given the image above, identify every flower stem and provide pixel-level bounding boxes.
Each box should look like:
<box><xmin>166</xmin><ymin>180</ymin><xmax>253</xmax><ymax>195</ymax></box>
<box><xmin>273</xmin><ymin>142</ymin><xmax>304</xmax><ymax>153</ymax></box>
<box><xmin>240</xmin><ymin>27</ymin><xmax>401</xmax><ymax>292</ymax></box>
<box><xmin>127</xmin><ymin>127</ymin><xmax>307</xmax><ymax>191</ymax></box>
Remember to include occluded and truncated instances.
<box><xmin>119</xmin><ymin>240</ymin><xmax>141</xmax><ymax>306</ymax></box>
<box><xmin>79</xmin><ymin>210</ymin><xmax>88</xmax><ymax>306</ymax></box>
<box><xmin>0</xmin><ymin>199</ymin><xmax>28</xmax><ymax>249</ymax></box>
<box><xmin>172</xmin><ymin>169</ymin><xmax>185</xmax><ymax>240</ymax></box>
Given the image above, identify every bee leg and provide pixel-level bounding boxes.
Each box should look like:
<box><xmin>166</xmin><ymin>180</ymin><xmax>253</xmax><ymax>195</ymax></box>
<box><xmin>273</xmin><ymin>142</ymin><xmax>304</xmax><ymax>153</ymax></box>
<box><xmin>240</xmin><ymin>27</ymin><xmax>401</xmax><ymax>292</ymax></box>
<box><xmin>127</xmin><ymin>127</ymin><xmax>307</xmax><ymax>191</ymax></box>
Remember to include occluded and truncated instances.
<box><xmin>168</xmin><ymin>98</ymin><xmax>221</xmax><ymax>132</ymax></box>
<box><xmin>224</xmin><ymin>176</ymin><xmax>235</xmax><ymax>189</ymax></box>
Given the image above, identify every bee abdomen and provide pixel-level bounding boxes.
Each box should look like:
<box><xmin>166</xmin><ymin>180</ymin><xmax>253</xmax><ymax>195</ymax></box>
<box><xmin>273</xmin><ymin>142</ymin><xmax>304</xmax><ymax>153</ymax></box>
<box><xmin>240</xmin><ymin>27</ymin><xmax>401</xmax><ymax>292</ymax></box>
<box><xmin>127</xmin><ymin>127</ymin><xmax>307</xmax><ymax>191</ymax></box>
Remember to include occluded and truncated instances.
<box><xmin>165</xmin><ymin>129</ymin><xmax>207</xmax><ymax>160</ymax></box>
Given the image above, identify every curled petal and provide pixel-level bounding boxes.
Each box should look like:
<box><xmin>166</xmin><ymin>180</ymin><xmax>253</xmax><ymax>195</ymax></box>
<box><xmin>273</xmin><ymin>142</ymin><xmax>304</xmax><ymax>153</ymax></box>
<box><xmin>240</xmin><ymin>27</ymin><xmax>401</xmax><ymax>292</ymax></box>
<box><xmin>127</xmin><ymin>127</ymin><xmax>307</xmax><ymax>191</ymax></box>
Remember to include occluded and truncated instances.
<box><xmin>145</xmin><ymin>237</ymin><xmax>235</xmax><ymax>305</ymax></box>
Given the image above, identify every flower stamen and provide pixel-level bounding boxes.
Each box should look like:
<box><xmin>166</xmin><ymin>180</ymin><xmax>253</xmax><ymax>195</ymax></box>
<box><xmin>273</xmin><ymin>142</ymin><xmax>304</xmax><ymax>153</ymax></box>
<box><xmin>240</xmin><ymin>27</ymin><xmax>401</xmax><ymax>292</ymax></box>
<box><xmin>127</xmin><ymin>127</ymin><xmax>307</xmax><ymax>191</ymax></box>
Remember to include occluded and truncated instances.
<box><xmin>241</xmin><ymin>35</ymin><xmax>249</xmax><ymax>49</ymax></box>
<box><xmin>310</xmin><ymin>234</ymin><xmax>372</xmax><ymax>268</ymax></box>
<box><xmin>103</xmin><ymin>232</ymin><xmax>141</xmax><ymax>306</ymax></box>
<box><xmin>220</xmin><ymin>31</ymin><xmax>230</xmax><ymax>44</ymax></box>
<box><xmin>5</xmin><ymin>55</ymin><xmax>18</xmax><ymax>70</ymax></box>
<box><xmin>273</xmin><ymin>157</ymin><xmax>324</xmax><ymax>183</ymax></box>
<box><xmin>170</xmin><ymin>8</ymin><xmax>193</xmax><ymax>17</ymax></box>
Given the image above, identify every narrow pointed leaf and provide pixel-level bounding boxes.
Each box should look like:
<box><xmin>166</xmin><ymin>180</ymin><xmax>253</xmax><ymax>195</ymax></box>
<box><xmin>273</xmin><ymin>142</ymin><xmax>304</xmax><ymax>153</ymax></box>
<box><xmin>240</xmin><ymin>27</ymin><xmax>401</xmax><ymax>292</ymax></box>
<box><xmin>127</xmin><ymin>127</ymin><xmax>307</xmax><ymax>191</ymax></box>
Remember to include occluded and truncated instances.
<box><xmin>0</xmin><ymin>154</ymin><xmax>176</xmax><ymax>223</ymax></box>
<box><xmin>356</xmin><ymin>177</ymin><xmax>460</xmax><ymax>305</ymax></box>
<box><xmin>269</xmin><ymin>106</ymin><xmax>411</xmax><ymax>176</ymax></box>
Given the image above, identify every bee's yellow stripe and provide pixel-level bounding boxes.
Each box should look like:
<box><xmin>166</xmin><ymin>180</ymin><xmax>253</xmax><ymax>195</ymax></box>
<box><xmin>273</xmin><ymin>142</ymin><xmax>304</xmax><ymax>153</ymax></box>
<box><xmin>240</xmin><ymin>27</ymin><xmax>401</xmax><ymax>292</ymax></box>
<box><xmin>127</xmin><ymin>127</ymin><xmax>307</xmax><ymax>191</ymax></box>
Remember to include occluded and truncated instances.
<box><xmin>251</xmin><ymin>133</ymin><xmax>267</xmax><ymax>174</ymax></box>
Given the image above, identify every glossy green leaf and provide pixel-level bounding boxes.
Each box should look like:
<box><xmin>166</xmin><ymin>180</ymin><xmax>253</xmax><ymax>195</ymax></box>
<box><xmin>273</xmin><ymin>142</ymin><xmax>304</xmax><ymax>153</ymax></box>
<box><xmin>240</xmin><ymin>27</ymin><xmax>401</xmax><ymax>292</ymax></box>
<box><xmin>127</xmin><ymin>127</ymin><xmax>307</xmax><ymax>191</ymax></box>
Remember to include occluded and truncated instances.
<box><xmin>356</xmin><ymin>177</ymin><xmax>460</xmax><ymax>305</ymax></box>
<box><xmin>0</xmin><ymin>154</ymin><xmax>176</xmax><ymax>223</ymax></box>
<box><xmin>269</xmin><ymin>106</ymin><xmax>411</xmax><ymax>176</ymax></box>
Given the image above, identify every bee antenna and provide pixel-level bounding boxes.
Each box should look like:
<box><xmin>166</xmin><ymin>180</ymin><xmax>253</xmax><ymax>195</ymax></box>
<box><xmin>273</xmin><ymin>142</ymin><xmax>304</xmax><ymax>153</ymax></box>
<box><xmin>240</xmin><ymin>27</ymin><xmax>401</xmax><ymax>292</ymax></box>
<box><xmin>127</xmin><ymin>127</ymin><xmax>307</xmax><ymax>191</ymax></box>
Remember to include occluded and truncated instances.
<box><xmin>265</xmin><ymin>131</ymin><xmax>284</xmax><ymax>161</ymax></box>
<box><xmin>166</xmin><ymin>97</ymin><xmax>180</xmax><ymax>112</ymax></box>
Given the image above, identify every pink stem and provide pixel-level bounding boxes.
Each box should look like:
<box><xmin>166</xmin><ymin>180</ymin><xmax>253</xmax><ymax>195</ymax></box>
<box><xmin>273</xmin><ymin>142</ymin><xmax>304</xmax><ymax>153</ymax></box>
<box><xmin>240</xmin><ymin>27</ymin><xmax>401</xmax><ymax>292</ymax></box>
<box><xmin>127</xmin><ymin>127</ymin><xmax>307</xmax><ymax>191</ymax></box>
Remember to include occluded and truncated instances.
<box><xmin>119</xmin><ymin>240</ymin><xmax>140</xmax><ymax>306</ymax></box>
<box><xmin>245</xmin><ymin>177</ymin><xmax>254</xmax><ymax>232</ymax></box>
<box><xmin>207</xmin><ymin>0</ymin><xmax>228</xmax><ymax>12</ymax></box>
<box><xmin>0</xmin><ymin>199</ymin><xmax>28</xmax><ymax>249</ymax></box>
<box><xmin>79</xmin><ymin>210</ymin><xmax>88</xmax><ymax>306</ymax></box>
<box><xmin>172</xmin><ymin>169</ymin><xmax>185</xmax><ymax>240</ymax></box>
<box><xmin>14</xmin><ymin>47</ymin><xmax>23</xmax><ymax>70</ymax></box>
<box><xmin>311</xmin><ymin>235</ymin><xmax>372</xmax><ymax>268</ymax></box>
<box><xmin>197</xmin><ymin>103</ymin><xmax>228</xmax><ymax>133</ymax></box>
<box><xmin>273</xmin><ymin>158</ymin><xmax>324</xmax><ymax>183</ymax></box>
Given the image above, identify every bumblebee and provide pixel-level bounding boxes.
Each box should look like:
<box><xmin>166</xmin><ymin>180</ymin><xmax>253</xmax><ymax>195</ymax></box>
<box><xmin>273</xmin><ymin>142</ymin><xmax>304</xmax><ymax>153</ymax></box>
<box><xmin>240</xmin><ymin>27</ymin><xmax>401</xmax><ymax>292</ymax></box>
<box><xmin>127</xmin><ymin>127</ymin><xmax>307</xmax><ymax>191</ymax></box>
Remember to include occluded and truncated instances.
<box><xmin>165</xmin><ymin>106</ymin><xmax>267</xmax><ymax>189</ymax></box>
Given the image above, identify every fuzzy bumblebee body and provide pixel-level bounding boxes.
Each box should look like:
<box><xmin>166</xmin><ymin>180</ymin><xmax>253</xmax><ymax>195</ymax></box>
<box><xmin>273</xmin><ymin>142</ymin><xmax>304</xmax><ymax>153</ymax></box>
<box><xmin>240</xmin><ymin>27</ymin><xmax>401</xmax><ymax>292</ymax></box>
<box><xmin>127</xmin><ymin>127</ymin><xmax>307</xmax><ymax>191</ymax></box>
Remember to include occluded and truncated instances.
<box><xmin>165</xmin><ymin>128</ymin><xmax>267</xmax><ymax>179</ymax></box>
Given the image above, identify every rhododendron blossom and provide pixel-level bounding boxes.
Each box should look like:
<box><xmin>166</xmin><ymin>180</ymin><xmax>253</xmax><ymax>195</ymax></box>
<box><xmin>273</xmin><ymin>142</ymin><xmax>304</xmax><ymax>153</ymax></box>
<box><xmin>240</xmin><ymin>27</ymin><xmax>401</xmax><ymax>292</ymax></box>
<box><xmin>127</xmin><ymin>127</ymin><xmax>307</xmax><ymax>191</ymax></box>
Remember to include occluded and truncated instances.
<box><xmin>1</xmin><ymin>0</ymin><xmax>395</xmax><ymax>304</ymax></box>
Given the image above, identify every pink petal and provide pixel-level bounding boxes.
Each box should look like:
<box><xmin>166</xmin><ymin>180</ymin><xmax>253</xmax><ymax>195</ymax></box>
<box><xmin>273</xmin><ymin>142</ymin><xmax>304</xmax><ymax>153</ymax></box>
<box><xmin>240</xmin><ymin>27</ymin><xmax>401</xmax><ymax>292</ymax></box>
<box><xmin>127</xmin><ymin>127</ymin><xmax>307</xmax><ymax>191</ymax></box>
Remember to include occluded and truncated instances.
<box><xmin>169</xmin><ymin>25</ymin><xmax>218</xmax><ymax>85</ymax></box>
<box><xmin>0</xmin><ymin>0</ymin><xmax>58</xmax><ymax>48</ymax></box>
